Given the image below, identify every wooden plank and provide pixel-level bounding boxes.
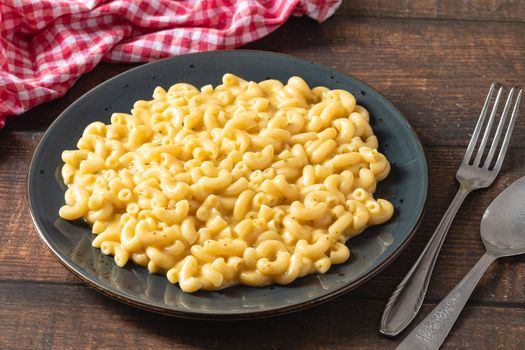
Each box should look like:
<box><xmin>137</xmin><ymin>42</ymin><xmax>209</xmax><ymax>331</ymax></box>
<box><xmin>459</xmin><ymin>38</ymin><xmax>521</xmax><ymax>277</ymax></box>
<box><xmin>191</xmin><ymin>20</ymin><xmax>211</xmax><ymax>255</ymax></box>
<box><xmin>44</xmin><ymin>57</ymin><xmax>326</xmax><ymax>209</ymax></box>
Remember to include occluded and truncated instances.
<box><xmin>2</xmin><ymin>131</ymin><xmax>524</xmax><ymax>304</ymax></box>
<box><xmin>7</xmin><ymin>16</ymin><xmax>525</xmax><ymax>149</ymax></box>
<box><xmin>0</xmin><ymin>283</ymin><xmax>523</xmax><ymax>350</ymax></box>
<box><xmin>0</xmin><ymin>131</ymin><xmax>80</xmax><ymax>284</ymax></box>
<box><xmin>339</xmin><ymin>0</ymin><xmax>525</xmax><ymax>21</ymax></box>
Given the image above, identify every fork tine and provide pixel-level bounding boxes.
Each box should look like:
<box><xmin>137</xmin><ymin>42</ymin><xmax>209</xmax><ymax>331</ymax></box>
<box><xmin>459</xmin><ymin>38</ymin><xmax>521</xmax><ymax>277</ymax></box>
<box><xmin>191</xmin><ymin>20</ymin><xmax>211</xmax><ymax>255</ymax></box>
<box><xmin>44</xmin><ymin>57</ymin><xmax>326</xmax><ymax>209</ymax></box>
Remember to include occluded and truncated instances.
<box><xmin>493</xmin><ymin>89</ymin><xmax>522</xmax><ymax>172</ymax></box>
<box><xmin>483</xmin><ymin>88</ymin><xmax>515</xmax><ymax>169</ymax></box>
<box><xmin>463</xmin><ymin>83</ymin><xmax>496</xmax><ymax>163</ymax></box>
<box><xmin>472</xmin><ymin>86</ymin><xmax>503</xmax><ymax>166</ymax></box>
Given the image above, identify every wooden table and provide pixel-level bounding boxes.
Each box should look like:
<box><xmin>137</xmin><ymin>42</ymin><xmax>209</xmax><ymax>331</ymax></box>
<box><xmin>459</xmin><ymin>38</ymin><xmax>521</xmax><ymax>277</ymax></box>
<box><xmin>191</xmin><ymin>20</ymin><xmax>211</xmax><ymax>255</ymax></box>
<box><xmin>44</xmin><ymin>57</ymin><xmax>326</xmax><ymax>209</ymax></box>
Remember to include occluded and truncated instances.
<box><xmin>1</xmin><ymin>1</ymin><xmax>524</xmax><ymax>349</ymax></box>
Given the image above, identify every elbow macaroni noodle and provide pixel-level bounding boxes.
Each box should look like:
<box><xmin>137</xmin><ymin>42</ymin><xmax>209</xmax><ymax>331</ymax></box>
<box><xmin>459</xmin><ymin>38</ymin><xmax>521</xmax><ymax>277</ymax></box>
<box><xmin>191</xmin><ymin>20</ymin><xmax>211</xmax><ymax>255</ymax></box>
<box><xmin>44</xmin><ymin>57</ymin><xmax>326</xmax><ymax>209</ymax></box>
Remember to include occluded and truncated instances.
<box><xmin>59</xmin><ymin>74</ymin><xmax>394</xmax><ymax>292</ymax></box>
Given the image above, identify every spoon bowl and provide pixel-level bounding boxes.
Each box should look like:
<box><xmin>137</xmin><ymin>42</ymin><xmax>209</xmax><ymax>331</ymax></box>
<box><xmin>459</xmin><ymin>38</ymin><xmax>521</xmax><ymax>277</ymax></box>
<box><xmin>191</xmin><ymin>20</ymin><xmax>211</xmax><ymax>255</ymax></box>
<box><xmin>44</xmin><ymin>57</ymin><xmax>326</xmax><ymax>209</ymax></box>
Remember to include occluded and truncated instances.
<box><xmin>481</xmin><ymin>176</ymin><xmax>525</xmax><ymax>257</ymax></box>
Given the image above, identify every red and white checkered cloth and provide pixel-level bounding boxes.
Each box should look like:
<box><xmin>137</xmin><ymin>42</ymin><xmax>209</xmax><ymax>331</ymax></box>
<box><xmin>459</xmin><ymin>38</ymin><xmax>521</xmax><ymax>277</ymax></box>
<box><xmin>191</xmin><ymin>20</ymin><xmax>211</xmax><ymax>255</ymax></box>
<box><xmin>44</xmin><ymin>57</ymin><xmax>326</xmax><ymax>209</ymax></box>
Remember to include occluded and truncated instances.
<box><xmin>0</xmin><ymin>0</ymin><xmax>341</xmax><ymax>129</ymax></box>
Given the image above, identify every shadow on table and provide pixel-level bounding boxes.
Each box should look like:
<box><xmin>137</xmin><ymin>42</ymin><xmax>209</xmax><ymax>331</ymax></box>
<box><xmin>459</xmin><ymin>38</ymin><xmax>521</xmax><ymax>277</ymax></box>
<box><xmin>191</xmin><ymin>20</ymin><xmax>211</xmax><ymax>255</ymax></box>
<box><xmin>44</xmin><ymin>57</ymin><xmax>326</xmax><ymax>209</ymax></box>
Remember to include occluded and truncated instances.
<box><xmin>96</xmin><ymin>293</ymin><xmax>398</xmax><ymax>349</ymax></box>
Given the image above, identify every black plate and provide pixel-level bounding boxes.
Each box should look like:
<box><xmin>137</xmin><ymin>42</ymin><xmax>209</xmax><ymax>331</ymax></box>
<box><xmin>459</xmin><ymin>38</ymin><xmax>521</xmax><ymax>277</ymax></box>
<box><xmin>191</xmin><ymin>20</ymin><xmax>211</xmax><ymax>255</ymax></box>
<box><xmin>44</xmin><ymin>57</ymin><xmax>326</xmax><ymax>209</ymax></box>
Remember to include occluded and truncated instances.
<box><xmin>28</xmin><ymin>50</ymin><xmax>428</xmax><ymax>319</ymax></box>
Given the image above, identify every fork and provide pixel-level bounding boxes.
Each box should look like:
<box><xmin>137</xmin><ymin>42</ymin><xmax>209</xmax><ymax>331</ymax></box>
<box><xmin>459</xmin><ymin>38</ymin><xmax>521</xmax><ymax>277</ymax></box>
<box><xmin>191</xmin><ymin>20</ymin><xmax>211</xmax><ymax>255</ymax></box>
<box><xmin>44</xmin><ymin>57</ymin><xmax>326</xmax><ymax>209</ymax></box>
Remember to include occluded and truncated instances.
<box><xmin>380</xmin><ymin>83</ymin><xmax>523</xmax><ymax>337</ymax></box>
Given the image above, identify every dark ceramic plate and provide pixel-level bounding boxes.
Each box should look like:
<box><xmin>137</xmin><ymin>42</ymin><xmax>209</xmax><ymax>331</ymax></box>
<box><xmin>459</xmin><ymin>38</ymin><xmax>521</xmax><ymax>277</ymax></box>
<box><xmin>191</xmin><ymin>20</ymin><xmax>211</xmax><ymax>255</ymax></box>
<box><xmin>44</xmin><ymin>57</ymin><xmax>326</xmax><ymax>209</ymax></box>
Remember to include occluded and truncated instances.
<box><xmin>28</xmin><ymin>50</ymin><xmax>428</xmax><ymax>319</ymax></box>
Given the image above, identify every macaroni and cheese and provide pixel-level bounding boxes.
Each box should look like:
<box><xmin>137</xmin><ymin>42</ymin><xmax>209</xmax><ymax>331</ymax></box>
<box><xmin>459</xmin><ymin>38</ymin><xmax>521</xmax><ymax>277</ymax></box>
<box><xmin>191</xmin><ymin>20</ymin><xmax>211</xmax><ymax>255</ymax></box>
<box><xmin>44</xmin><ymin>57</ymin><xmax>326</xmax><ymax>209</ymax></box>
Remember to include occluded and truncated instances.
<box><xmin>59</xmin><ymin>74</ymin><xmax>394</xmax><ymax>292</ymax></box>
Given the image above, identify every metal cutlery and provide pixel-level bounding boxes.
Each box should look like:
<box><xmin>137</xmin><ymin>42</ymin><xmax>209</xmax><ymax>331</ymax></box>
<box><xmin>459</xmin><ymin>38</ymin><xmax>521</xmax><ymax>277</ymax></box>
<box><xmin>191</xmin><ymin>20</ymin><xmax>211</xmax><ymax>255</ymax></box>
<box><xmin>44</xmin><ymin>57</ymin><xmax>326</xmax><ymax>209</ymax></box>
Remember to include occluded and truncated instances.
<box><xmin>380</xmin><ymin>84</ymin><xmax>523</xmax><ymax>336</ymax></box>
<box><xmin>396</xmin><ymin>174</ymin><xmax>525</xmax><ymax>349</ymax></box>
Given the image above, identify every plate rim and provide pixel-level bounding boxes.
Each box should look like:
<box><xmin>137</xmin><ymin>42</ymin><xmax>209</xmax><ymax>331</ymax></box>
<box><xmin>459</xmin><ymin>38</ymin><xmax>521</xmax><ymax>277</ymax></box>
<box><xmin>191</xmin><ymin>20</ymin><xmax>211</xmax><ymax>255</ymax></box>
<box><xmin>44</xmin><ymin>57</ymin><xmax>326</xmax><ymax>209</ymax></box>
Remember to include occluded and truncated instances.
<box><xmin>27</xmin><ymin>49</ymin><xmax>429</xmax><ymax>320</ymax></box>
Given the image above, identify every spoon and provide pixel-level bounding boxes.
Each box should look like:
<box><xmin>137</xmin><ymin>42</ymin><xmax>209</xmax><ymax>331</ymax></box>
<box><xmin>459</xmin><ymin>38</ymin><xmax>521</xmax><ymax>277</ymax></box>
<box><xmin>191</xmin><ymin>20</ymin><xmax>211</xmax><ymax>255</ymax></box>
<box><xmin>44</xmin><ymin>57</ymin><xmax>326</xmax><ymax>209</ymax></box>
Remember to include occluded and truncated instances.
<box><xmin>396</xmin><ymin>175</ymin><xmax>525</xmax><ymax>350</ymax></box>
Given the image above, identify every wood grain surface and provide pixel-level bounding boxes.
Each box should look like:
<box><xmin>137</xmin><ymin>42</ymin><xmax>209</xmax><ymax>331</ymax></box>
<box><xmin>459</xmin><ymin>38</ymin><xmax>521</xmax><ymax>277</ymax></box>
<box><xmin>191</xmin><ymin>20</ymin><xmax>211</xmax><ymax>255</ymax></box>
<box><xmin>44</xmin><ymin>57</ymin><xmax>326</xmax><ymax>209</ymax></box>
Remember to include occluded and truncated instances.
<box><xmin>1</xmin><ymin>2</ymin><xmax>525</xmax><ymax>349</ymax></box>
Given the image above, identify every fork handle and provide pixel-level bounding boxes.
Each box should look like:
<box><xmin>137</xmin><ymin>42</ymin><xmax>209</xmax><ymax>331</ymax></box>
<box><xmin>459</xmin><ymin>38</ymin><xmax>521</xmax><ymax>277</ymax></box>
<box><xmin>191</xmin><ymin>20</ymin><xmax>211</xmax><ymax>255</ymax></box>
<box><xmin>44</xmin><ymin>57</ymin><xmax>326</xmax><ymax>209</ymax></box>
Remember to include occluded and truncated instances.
<box><xmin>396</xmin><ymin>252</ymin><xmax>497</xmax><ymax>350</ymax></box>
<box><xmin>380</xmin><ymin>186</ymin><xmax>471</xmax><ymax>336</ymax></box>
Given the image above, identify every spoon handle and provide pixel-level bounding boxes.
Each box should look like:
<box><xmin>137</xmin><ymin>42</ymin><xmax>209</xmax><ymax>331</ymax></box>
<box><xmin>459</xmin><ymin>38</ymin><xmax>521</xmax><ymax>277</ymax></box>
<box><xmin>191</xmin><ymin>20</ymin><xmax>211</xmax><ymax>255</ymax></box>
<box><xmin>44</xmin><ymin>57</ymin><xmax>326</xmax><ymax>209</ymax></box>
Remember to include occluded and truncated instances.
<box><xmin>396</xmin><ymin>252</ymin><xmax>497</xmax><ymax>350</ymax></box>
<box><xmin>380</xmin><ymin>187</ymin><xmax>470</xmax><ymax>336</ymax></box>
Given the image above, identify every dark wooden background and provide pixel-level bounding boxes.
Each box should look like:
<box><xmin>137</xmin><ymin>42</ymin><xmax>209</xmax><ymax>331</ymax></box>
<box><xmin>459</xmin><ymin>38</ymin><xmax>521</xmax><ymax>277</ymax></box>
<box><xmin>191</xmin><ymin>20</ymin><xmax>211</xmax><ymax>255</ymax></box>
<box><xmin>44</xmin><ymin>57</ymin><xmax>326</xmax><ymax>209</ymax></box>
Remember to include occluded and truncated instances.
<box><xmin>1</xmin><ymin>1</ymin><xmax>524</xmax><ymax>349</ymax></box>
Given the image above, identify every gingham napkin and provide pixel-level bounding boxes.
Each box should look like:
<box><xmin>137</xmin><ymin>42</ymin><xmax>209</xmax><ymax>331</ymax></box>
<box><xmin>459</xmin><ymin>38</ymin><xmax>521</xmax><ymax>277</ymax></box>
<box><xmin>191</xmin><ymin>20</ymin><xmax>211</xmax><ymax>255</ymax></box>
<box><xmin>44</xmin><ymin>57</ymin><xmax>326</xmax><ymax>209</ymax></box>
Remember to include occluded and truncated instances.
<box><xmin>0</xmin><ymin>0</ymin><xmax>341</xmax><ymax>129</ymax></box>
